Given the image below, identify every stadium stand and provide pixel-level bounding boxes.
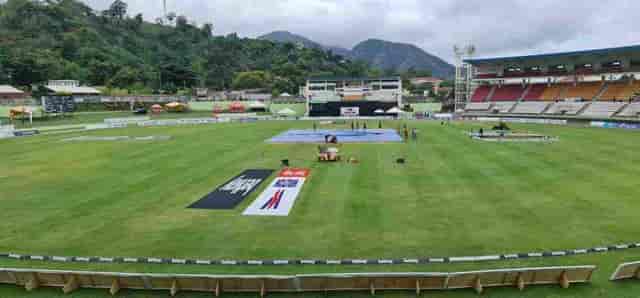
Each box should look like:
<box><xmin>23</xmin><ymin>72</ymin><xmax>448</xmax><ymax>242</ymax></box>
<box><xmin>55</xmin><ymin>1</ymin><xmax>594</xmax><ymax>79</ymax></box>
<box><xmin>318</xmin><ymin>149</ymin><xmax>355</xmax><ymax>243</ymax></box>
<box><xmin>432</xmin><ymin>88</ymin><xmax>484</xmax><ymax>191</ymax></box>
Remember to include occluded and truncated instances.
<box><xmin>544</xmin><ymin>102</ymin><xmax>589</xmax><ymax>115</ymax></box>
<box><xmin>610</xmin><ymin>261</ymin><xmax>640</xmax><ymax>281</ymax></box>
<box><xmin>618</xmin><ymin>80</ymin><xmax>640</xmax><ymax>100</ymax></box>
<box><xmin>599</xmin><ymin>82</ymin><xmax>630</xmax><ymax>101</ymax></box>
<box><xmin>540</xmin><ymin>84</ymin><xmax>567</xmax><ymax>101</ymax></box>
<box><xmin>490</xmin><ymin>102</ymin><xmax>516</xmax><ymax>113</ymax></box>
<box><xmin>490</xmin><ymin>85</ymin><xmax>526</xmax><ymax>101</ymax></box>
<box><xmin>471</xmin><ymin>85</ymin><xmax>492</xmax><ymax>102</ymax></box>
<box><xmin>465</xmin><ymin>102</ymin><xmax>492</xmax><ymax>112</ymax></box>
<box><xmin>616</xmin><ymin>102</ymin><xmax>640</xmax><ymax>117</ymax></box>
<box><xmin>564</xmin><ymin>82</ymin><xmax>603</xmax><ymax>100</ymax></box>
<box><xmin>522</xmin><ymin>84</ymin><xmax>546</xmax><ymax>101</ymax></box>
<box><xmin>0</xmin><ymin>266</ymin><xmax>597</xmax><ymax>295</ymax></box>
<box><xmin>580</xmin><ymin>102</ymin><xmax>626</xmax><ymax>118</ymax></box>
<box><xmin>511</xmin><ymin>102</ymin><xmax>551</xmax><ymax>114</ymax></box>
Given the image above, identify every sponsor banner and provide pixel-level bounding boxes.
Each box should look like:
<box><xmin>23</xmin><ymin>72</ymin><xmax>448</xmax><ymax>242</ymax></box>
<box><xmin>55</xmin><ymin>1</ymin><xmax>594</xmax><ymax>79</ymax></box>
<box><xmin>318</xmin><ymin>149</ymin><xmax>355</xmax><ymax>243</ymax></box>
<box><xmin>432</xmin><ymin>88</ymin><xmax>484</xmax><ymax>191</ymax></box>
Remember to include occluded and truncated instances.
<box><xmin>243</xmin><ymin>168</ymin><xmax>310</xmax><ymax>216</ymax></box>
<box><xmin>433</xmin><ymin>113</ymin><xmax>454</xmax><ymax>119</ymax></box>
<box><xmin>104</xmin><ymin>117</ymin><xmax>150</xmax><ymax>124</ymax></box>
<box><xmin>137</xmin><ymin>118</ymin><xmax>219</xmax><ymax>127</ymax></box>
<box><xmin>13</xmin><ymin>130</ymin><xmax>39</xmax><ymax>137</ymax></box>
<box><xmin>188</xmin><ymin>169</ymin><xmax>274</xmax><ymax>210</ymax></box>
<box><xmin>591</xmin><ymin>121</ymin><xmax>640</xmax><ymax>130</ymax></box>
<box><xmin>85</xmin><ymin>123</ymin><xmax>128</xmax><ymax>130</ymax></box>
<box><xmin>475</xmin><ymin>117</ymin><xmax>567</xmax><ymax>125</ymax></box>
<box><xmin>340</xmin><ymin>107</ymin><xmax>360</xmax><ymax>117</ymax></box>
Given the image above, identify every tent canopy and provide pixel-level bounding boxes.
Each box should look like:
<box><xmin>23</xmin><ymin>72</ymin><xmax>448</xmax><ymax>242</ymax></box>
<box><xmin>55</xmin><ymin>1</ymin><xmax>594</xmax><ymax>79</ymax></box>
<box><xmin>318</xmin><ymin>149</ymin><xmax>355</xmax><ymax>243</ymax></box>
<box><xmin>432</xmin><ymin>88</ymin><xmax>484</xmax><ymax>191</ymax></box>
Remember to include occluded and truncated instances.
<box><xmin>248</xmin><ymin>101</ymin><xmax>266</xmax><ymax>108</ymax></box>
<box><xmin>9</xmin><ymin>106</ymin><xmax>32</xmax><ymax>114</ymax></box>
<box><xmin>386</xmin><ymin>107</ymin><xmax>402</xmax><ymax>114</ymax></box>
<box><xmin>276</xmin><ymin>108</ymin><xmax>297</xmax><ymax>115</ymax></box>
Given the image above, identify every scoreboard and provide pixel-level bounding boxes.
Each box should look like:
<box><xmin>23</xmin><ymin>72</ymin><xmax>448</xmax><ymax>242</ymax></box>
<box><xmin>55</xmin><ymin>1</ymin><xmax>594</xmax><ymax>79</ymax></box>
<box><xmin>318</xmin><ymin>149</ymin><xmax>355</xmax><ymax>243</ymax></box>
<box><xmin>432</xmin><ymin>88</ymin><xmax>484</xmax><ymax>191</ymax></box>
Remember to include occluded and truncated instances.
<box><xmin>43</xmin><ymin>96</ymin><xmax>75</xmax><ymax>113</ymax></box>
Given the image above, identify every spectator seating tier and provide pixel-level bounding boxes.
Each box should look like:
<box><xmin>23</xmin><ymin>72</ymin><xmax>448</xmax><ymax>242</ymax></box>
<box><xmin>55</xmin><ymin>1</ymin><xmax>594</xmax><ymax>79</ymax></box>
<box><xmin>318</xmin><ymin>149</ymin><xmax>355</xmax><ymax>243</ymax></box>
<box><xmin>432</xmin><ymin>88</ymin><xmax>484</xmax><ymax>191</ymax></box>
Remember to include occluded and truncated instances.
<box><xmin>465</xmin><ymin>102</ymin><xmax>492</xmax><ymax>112</ymax></box>
<box><xmin>580</xmin><ymin>102</ymin><xmax>626</xmax><ymax>118</ymax></box>
<box><xmin>598</xmin><ymin>81</ymin><xmax>640</xmax><ymax>101</ymax></box>
<box><xmin>511</xmin><ymin>102</ymin><xmax>551</xmax><ymax>114</ymax></box>
<box><xmin>471</xmin><ymin>86</ymin><xmax>492</xmax><ymax>102</ymax></box>
<box><xmin>540</xmin><ymin>84</ymin><xmax>567</xmax><ymax>101</ymax></box>
<box><xmin>564</xmin><ymin>82</ymin><xmax>603</xmax><ymax>100</ymax></box>
<box><xmin>490</xmin><ymin>102</ymin><xmax>516</xmax><ymax>113</ymax></box>
<box><xmin>616</xmin><ymin>102</ymin><xmax>640</xmax><ymax>117</ymax></box>
<box><xmin>490</xmin><ymin>85</ymin><xmax>526</xmax><ymax>101</ymax></box>
<box><xmin>617</xmin><ymin>81</ymin><xmax>640</xmax><ymax>100</ymax></box>
<box><xmin>523</xmin><ymin>84</ymin><xmax>546</xmax><ymax>101</ymax></box>
<box><xmin>544</xmin><ymin>102</ymin><xmax>588</xmax><ymax>115</ymax></box>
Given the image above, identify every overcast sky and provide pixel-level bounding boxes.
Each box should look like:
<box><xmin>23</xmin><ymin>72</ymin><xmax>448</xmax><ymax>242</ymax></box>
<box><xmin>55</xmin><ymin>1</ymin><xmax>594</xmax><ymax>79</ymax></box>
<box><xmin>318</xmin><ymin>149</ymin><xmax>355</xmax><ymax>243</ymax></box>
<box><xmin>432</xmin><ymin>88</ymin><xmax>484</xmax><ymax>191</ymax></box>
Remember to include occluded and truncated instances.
<box><xmin>85</xmin><ymin>0</ymin><xmax>640</xmax><ymax>63</ymax></box>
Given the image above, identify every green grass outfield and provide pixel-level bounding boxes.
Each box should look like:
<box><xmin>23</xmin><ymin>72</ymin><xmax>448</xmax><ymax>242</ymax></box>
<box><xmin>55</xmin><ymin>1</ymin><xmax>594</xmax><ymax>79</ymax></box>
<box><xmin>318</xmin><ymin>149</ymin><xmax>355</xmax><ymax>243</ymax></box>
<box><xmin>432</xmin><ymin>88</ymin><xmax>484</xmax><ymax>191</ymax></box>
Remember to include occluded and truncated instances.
<box><xmin>0</xmin><ymin>120</ymin><xmax>639</xmax><ymax>297</ymax></box>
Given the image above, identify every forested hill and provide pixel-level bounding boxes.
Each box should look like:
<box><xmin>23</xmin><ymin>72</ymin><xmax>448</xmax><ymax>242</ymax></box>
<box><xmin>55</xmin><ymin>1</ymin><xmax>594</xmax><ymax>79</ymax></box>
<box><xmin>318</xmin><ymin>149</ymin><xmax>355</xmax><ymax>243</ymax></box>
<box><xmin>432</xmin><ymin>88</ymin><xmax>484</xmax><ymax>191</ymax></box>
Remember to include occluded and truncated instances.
<box><xmin>259</xmin><ymin>31</ymin><xmax>455</xmax><ymax>78</ymax></box>
<box><xmin>0</xmin><ymin>0</ymin><xmax>374</xmax><ymax>94</ymax></box>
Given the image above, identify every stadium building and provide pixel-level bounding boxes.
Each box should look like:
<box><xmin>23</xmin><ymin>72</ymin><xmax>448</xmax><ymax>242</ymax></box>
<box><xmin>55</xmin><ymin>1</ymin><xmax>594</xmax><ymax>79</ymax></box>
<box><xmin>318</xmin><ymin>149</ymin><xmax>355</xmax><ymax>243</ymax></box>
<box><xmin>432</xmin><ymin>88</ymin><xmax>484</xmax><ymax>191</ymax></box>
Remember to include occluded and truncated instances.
<box><xmin>304</xmin><ymin>77</ymin><xmax>402</xmax><ymax>117</ymax></box>
<box><xmin>458</xmin><ymin>45</ymin><xmax>640</xmax><ymax>119</ymax></box>
<box><xmin>0</xmin><ymin>85</ymin><xmax>26</xmax><ymax>101</ymax></box>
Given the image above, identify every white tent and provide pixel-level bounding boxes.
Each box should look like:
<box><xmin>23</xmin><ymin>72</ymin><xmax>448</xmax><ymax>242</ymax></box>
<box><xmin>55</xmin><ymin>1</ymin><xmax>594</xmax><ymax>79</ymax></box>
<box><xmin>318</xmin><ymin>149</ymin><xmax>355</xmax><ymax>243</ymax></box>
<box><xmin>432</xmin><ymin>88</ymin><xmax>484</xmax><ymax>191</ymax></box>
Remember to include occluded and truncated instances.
<box><xmin>280</xmin><ymin>92</ymin><xmax>292</xmax><ymax>97</ymax></box>
<box><xmin>248</xmin><ymin>101</ymin><xmax>267</xmax><ymax>110</ymax></box>
<box><xmin>276</xmin><ymin>108</ymin><xmax>297</xmax><ymax>116</ymax></box>
<box><xmin>374</xmin><ymin>109</ymin><xmax>385</xmax><ymax>114</ymax></box>
<box><xmin>386</xmin><ymin>107</ymin><xmax>403</xmax><ymax>114</ymax></box>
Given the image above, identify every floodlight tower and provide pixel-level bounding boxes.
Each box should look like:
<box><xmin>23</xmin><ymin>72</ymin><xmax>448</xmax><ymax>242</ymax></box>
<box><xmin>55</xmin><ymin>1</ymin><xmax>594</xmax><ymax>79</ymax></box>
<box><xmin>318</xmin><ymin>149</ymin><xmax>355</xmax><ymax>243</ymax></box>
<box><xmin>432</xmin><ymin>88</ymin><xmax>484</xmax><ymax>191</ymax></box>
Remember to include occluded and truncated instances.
<box><xmin>453</xmin><ymin>44</ymin><xmax>475</xmax><ymax>112</ymax></box>
<box><xmin>163</xmin><ymin>0</ymin><xmax>167</xmax><ymax>18</ymax></box>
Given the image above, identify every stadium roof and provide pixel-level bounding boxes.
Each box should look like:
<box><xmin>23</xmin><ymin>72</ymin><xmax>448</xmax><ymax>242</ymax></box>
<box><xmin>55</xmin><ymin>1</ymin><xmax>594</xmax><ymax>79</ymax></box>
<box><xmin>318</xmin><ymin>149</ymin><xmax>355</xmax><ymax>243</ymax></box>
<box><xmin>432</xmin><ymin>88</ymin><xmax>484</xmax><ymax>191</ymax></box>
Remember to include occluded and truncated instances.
<box><xmin>44</xmin><ymin>85</ymin><xmax>101</xmax><ymax>95</ymax></box>
<box><xmin>465</xmin><ymin>44</ymin><xmax>640</xmax><ymax>65</ymax></box>
<box><xmin>0</xmin><ymin>85</ymin><xmax>24</xmax><ymax>94</ymax></box>
<box><xmin>307</xmin><ymin>76</ymin><xmax>401</xmax><ymax>81</ymax></box>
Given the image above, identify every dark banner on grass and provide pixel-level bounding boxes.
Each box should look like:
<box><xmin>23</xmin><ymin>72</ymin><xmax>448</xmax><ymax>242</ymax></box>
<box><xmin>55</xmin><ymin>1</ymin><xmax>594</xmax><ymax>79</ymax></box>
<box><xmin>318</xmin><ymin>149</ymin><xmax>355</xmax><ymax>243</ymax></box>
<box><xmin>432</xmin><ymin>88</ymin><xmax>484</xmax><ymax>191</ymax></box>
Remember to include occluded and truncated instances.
<box><xmin>188</xmin><ymin>169</ymin><xmax>274</xmax><ymax>210</ymax></box>
<box><xmin>13</xmin><ymin>130</ymin><xmax>39</xmax><ymax>137</ymax></box>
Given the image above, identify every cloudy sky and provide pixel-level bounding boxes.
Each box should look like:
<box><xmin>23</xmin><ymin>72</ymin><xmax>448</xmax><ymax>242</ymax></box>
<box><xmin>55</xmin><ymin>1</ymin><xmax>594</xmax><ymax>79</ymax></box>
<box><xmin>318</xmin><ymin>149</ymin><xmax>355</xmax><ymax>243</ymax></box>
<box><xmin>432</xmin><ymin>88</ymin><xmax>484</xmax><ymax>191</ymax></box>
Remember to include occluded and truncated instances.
<box><xmin>85</xmin><ymin>0</ymin><xmax>640</xmax><ymax>63</ymax></box>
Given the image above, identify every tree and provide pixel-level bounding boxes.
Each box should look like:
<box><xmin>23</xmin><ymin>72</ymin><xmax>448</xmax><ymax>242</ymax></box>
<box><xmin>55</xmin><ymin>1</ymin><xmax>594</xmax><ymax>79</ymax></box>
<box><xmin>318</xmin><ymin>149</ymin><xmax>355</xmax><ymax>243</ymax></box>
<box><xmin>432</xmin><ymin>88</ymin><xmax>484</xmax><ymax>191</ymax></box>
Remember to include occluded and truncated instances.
<box><xmin>231</xmin><ymin>71</ymin><xmax>272</xmax><ymax>90</ymax></box>
<box><xmin>0</xmin><ymin>0</ymin><xmax>378</xmax><ymax>92</ymax></box>
<box><xmin>107</xmin><ymin>0</ymin><xmax>127</xmax><ymax>20</ymax></box>
<box><xmin>133</xmin><ymin>13</ymin><xmax>143</xmax><ymax>29</ymax></box>
<box><xmin>109</xmin><ymin>66</ymin><xmax>143</xmax><ymax>87</ymax></box>
<box><xmin>201</xmin><ymin>23</ymin><xmax>213</xmax><ymax>38</ymax></box>
<box><xmin>176</xmin><ymin>15</ymin><xmax>188</xmax><ymax>30</ymax></box>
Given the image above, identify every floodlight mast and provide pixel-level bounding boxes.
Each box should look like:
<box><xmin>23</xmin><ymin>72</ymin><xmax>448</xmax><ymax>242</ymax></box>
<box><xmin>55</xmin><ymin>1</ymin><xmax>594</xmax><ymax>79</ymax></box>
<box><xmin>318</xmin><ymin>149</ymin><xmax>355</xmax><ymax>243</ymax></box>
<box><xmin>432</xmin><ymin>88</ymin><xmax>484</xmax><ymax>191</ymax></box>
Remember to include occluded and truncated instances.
<box><xmin>163</xmin><ymin>0</ymin><xmax>167</xmax><ymax>18</ymax></box>
<box><xmin>453</xmin><ymin>44</ymin><xmax>475</xmax><ymax>113</ymax></box>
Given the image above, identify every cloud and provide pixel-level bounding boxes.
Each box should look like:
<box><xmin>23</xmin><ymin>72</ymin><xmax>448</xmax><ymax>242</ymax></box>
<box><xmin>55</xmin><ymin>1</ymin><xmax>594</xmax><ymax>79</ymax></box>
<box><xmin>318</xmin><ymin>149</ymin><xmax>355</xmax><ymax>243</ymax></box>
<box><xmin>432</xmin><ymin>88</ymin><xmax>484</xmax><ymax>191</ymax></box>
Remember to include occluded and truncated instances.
<box><xmin>84</xmin><ymin>0</ymin><xmax>640</xmax><ymax>63</ymax></box>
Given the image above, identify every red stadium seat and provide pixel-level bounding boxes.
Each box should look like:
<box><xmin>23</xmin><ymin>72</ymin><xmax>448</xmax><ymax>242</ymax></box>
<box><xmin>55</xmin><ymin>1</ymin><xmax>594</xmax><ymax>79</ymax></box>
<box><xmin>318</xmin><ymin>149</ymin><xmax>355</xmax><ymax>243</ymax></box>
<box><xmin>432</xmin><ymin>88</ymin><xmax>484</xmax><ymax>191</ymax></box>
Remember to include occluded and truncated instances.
<box><xmin>490</xmin><ymin>85</ymin><xmax>526</xmax><ymax>101</ymax></box>
<box><xmin>523</xmin><ymin>84</ymin><xmax>546</xmax><ymax>101</ymax></box>
<box><xmin>471</xmin><ymin>86</ymin><xmax>492</xmax><ymax>102</ymax></box>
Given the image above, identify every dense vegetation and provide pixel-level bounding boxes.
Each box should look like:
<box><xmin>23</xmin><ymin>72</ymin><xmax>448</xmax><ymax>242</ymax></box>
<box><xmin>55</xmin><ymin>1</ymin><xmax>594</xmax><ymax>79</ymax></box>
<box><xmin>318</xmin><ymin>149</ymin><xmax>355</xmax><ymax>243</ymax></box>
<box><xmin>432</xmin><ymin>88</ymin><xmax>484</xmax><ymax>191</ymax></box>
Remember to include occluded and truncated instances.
<box><xmin>0</xmin><ymin>0</ymin><xmax>376</xmax><ymax>95</ymax></box>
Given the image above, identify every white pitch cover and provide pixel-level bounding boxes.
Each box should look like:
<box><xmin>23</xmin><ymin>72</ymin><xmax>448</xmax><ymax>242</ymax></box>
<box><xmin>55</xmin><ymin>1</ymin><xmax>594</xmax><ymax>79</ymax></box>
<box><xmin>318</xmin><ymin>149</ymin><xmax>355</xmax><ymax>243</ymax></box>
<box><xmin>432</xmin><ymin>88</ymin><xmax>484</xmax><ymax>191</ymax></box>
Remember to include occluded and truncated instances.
<box><xmin>242</xmin><ymin>168</ymin><xmax>310</xmax><ymax>216</ymax></box>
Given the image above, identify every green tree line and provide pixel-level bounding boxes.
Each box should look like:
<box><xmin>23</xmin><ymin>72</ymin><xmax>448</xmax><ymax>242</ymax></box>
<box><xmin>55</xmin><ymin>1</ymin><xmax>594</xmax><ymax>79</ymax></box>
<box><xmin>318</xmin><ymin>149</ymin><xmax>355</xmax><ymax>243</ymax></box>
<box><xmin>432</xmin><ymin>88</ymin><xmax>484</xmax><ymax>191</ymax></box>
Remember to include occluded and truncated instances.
<box><xmin>0</xmin><ymin>0</ymin><xmax>377</xmax><ymax>95</ymax></box>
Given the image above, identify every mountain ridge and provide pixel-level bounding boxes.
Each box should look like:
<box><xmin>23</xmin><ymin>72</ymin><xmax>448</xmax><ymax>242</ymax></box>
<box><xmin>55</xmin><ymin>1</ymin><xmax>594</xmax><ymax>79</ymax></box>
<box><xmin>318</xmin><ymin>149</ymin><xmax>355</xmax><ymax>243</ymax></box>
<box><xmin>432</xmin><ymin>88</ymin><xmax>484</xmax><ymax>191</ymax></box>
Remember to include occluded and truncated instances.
<box><xmin>259</xmin><ymin>31</ymin><xmax>454</xmax><ymax>78</ymax></box>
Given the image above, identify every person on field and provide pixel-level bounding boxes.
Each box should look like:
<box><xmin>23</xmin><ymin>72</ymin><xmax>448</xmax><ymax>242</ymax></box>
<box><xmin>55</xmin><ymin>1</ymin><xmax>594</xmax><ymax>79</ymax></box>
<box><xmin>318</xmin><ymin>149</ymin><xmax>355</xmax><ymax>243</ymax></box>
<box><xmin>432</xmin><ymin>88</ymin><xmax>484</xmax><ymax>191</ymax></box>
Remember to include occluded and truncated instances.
<box><xmin>411</xmin><ymin>128</ymin><xmax>418</xmax><ymax>141</ymax></box>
